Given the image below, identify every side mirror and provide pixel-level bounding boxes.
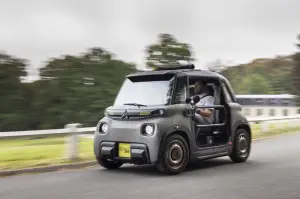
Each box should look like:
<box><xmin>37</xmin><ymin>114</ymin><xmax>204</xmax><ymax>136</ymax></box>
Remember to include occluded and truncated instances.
<box><xmin>185</xmin><ymin>97</ymin><xmax>192</xmax><ymax>104</ymax></box>
<box><xmin>193</xmin><ymin>95</ymin><xmax>200</xmax><ymax>103</ymax></box>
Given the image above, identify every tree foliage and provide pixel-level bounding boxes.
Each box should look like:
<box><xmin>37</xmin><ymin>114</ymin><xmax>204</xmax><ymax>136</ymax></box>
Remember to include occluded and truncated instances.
<box><xmin>145</xmin><ymin>33</ymin><xmax>194</xmax><ymax>69</ymax></box>
<box><xmin>237</xmin><ymin>74</ymin><xmax>271</xmax><ymax>94</ymax></box>
<box><xmin>291</xmin><ymin>34</ymin><xmax>300</xmax><ymax>105</ymax></box>
<box><xmin>0</xmin><ymin>48</ymin><xmax>136</xmax><ymax>131</ymax></box>
<box><xmin>0</xmin><ymin>53</ymin><xmax>32</xmax><ymax>131</ymax></box>
<box><xmin>221</xmin><ymin>55</ymin><xmax>295</xmax><ymax>94</ymax></box>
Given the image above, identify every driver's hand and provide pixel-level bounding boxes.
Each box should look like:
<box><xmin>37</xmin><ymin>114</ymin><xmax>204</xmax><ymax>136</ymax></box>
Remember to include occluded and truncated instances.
<box><xmin>196</xmin><ymin>108</ymin><xmax>212</xmax><ymax>118</ymax></box>
<box><xmin>196</xmin><ymin>108</ymin><xmax>203</xmax><ymax>114</ymax></box>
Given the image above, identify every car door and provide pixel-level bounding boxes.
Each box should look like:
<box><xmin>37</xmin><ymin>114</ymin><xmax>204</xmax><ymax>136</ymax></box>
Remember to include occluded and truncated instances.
<box><xmin>171</xmin><ymin>75</ymin><xmax>197</xmax><ymax>146</ymax></box>
<box><xmin>220</xmin><ymin>80</ymin><xmax>243</xmax><ymax>138</ymax></box>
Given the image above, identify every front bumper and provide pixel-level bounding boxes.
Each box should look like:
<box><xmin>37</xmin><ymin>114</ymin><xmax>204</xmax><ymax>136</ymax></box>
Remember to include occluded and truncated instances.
<box><xmin>98</xmin><ymin>141</ymin><xmax>151</xmax><ymax>165</ymax></box>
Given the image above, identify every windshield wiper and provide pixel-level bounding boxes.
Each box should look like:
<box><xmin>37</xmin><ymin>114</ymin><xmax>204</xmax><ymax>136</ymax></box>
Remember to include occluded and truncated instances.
<box><xmin>123</xmin><ymin>103</ymin><xmax>147</xmax><ymax>107</ymax></box>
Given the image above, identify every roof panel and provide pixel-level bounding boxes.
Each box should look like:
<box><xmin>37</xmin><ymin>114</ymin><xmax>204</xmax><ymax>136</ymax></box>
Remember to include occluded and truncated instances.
<box><xmin>126</xmin><ymin>70</ymin><xmax>179</xmax><ymax>77</ymax></box>
<box><xmin>128</xmin><ymin>68</ymin><xmax>223</xmax><ymax>79</ymax></box>
<box><xmin>182</xmin><ymin>70</ymin><xmax>222</xmax><ymax>78</ymax></box>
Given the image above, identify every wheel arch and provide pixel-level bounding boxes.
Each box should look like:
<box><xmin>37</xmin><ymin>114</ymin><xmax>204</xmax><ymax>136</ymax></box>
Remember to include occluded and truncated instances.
<box><xmin>229</xmin><ymin>122</ymin><xmax>252</xmax><ymax>162</ymax></box>
<box><xmin>157</xmin><ymin>126</ymin><xmax>192</xmax><ymax>162</ymax></box>
<box><xmin>234</xmin><ymin>122</ymin><xmax>252</xmax><ymax>141</ymax></box>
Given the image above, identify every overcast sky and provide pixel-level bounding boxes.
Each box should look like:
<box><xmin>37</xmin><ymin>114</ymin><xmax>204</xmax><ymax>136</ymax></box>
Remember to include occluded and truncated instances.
<box><xmin>1</xmin><ymin>0</ymin><xmax>300</xmax><ymax>80</ymax></box>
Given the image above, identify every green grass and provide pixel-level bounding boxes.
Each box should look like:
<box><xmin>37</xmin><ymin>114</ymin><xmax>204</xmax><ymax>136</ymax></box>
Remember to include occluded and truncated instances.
<box><xmin>1</xmin><ymin>123</ymin><xmax>300</xmax><ymax>171</ymax></box>
<box><xmin>0</xmin><ymin>135</ymin><xmax>94</xmax><ymax>170</ymax></box>
<box><xmin>250</xmin><ymin>122</ymin><xmax>300</xmax><ymax>139</ymax></box>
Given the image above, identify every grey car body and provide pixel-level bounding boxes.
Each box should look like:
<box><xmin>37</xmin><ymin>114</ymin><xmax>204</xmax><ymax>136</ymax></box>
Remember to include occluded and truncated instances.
<box><xmin>94</xmin><ymin>65</ymin><xmax>252</xmax><ymax>175</ymax></box>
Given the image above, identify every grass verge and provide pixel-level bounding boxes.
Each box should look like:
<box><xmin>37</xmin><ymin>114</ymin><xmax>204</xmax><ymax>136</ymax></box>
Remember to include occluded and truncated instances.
<box><xmin>1</xmin><ymin>123</ymin><xmax>300</xmax><ymax>171</ymax></box>
<box><xmin>0</xmin><ymin>135</ymin><xmax>94</xmax><ymax>170</ymax></box>
<box><xmin>250</xmin><ymin>122</ymin><xmax>300</xmax><ymax>139</ymax></box>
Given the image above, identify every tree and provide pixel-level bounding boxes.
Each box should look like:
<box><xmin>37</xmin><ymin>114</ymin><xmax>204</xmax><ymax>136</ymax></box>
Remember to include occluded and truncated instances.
<box><xmin>262</xmin><ymin>56</ymin><xmax>294</xmax><ymax>94</ymax></box>
<box><xmin>221</xmin><ymin>55</ymin><xmax>295</xmax><ymax>95</ymax></box>
<box><xmin>145</xmin><ymin>33</ymin><xmax>194</xmax><ymax>69</ymax></box>
<box><xmin>291</xmin><ymin>34</ymin><xmax>300</xmax><ymax>105</ymax></box>
<box><xmin>237</xmin><ymin>74</ymin><xmax>271</xmax><ymax>94</ymax></box>
<box><xmin>0</xmin><ymin>47</ymin><xmax>137</xmax><ymax>131</ymax></box>
<box><xmin>36</xmin><ymin>47</ymin><xmax>137</xmax><ymax>129</ymax></box>
<box><xmin>0</xmin><ymin>53</ymin><xmax>33</xmax><ymax>131</ymax></box>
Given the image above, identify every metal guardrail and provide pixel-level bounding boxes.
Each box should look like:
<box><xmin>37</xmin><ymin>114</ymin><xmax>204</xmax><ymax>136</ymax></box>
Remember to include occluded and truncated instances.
<box><xmin>1</xmin><ymin>115</ymin><xmax>300</xmax><ymax>160</ymax></box>
<box><xmin>0</xmin><ymin>125</ymin><xmax>96</xmax><ymax>138</ymax></box>
<box><xmin>247</xmin><ymin>115</ymin><xmax>300</xmax><ymax>123</ymax></box>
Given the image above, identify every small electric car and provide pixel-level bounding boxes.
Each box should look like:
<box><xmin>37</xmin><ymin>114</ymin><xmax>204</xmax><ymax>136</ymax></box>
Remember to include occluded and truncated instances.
<box><xmin>93</xmin><ymin>64</ymin><xmax>251</xmax><ymax>175</ymax></box>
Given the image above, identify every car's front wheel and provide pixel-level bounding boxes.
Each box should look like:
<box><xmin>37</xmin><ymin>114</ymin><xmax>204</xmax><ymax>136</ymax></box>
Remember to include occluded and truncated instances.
<box><xmin>96</xmin><ymin>157</ymin><xmax>123</xmax><ymax>169</ymax></box>
<box><xmin>156</xmin><ymin>134</ymin><xmax>190</xmax><ymax>175</ymax></box>
<box><xmin>229</xmin><ymin>128</ymin><xmax>251</xmax><ymax>163</ymax></box>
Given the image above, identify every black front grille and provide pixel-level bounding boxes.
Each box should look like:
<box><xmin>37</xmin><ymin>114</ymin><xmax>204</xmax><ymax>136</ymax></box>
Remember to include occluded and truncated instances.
<box><xmin>107</xmin><ymin>114</ymin><xmax>154</xmax><ymax>120</ymax></box>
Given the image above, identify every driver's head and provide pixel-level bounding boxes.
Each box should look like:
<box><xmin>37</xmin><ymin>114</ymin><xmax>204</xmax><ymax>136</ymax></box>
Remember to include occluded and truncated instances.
<box><xmin>194</xmin><ymin>80</ymin><xmax>206</xmax><ymax>94</ymax></box>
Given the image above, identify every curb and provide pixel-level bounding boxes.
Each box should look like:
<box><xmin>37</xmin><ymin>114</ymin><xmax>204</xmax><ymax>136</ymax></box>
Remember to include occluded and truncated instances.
<box><xmin>0</xmin><ymin>161</ymin><xmax>98</xmax><ymax>177</ymax></box>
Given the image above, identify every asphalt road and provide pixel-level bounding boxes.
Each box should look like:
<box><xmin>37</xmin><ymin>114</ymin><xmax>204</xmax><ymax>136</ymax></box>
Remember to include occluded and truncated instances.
<box><xmin>1</xmin><ymin>132</ymin><xmax>300</xmax><ymax>199</ymax></box>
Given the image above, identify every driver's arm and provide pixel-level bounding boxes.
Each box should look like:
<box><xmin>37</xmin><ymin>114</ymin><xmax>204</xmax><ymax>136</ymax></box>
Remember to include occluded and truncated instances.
<box><xmin>197</xmin><ymin>108</ymin><xmax>213</xmax><ymax>117</ymax></box>
<box><xmin>196</xmin><ymin>96</ymin><xmax>214</xmax><ymax>118</ymax></box>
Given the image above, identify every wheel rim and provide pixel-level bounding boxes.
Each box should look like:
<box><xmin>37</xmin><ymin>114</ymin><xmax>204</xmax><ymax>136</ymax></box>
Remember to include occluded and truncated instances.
<box><xmin>237</xmin><ymin>134</ymin><xmax>249</xmax><ymax>158</ymax></box>
<box><xmin>166</xmin><ymin>140</ymin><xmax>185</xmax><ymax>170</ymax></box>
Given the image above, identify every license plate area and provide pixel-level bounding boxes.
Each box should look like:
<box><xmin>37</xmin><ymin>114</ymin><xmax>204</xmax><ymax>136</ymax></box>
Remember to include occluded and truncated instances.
<box><xmin>118</xmin><ymin>143</ymin><xmax>131</xmax><ymax>158</ymax></box>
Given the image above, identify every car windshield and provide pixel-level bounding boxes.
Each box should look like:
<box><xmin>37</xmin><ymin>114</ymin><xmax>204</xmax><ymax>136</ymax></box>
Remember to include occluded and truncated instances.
<box><xmin>113</xmin><ymin>74</ymin><xmax>175</xmax><ymax>106</ymax></box>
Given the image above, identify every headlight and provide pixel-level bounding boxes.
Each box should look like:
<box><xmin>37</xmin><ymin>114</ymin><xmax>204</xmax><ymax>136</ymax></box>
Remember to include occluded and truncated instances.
<box><xmin>145</xmin><ymin>125</ymin><xmax>154</xmax><ymax>135</ymax></box>
<box><xmin>141</xmin><ymin>124</ymin><xmax>155</xmax><ymax>136</ymax></box>
<box><xmin>99</xmin><ymin>123</ymin><xmax>108</xmax><ymax>134</ymax></box>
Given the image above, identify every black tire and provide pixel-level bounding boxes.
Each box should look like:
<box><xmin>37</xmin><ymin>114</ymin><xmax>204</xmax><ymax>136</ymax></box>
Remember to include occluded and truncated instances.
<box><xmin>229</xmin><ymin>128</ymin><xmax>251</xmax><ymax>163</ymax></box>
<box><xmin>155</xmin><ymin>134</ymin><xmax>190</xmax><ymax>175</ymax></box>
<box><xmin>96</xmin><ymin>157</ymin><xmax>123</xmax><ymax>169</ymax></box>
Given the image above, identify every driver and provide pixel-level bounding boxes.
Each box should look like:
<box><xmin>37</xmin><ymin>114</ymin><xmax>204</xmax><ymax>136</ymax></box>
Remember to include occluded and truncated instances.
<box><xmin>193</xmin><ymin>80</ymin><xmax>214</xmax><ymax>124</ymax></box>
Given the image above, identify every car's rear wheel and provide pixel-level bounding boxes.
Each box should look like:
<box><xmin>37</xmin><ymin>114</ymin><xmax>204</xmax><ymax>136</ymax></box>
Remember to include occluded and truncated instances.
<box><xmin>156</xmin><ymin>134</ymin><xmax>189</xmax><ymax>175</ymax></box>
<box><xmin>229</xmin><ymin>128</ymin><xmax>251</xmax><ymax>163</ymax></box>
<box><xmin>96</xmin><ymin>157</ymin><xmax>123</xmax><ymax>169</ymax></box>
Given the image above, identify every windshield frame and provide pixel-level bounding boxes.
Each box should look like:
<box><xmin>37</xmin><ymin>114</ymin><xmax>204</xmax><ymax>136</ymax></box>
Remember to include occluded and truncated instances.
<box><xmin>113</xmin><ymin>73</ymin><xmax>178</xmax><ymax>107</ymax></box>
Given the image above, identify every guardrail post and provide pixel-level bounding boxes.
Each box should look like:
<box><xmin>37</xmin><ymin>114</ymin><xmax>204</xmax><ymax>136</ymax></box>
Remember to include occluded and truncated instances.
<box><xmin>294</xmin><ymin>119</ymin><xmax>297</xmax><ymax>127</ymax></box>
<box><xmin>291</xmin><ymin>119</ymin><xmax>296</xmax><ymax>128</ymax></box>
<box><xmin>296</xmin><ymin>119</ymin><xmax>300</xmax><ymax>128</ymax></box>
<box><xmin>261</xmin><ymin>121</ymin><xmax>269</xmax><ymax>133</ymax></box>
<box><xmin>65</xmin><ymin>123</ymin><xmax>82</xmax><ymax>160</ymax></box>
